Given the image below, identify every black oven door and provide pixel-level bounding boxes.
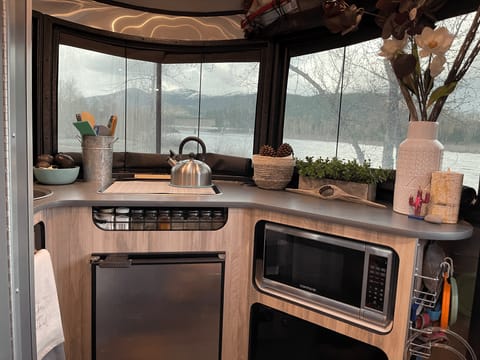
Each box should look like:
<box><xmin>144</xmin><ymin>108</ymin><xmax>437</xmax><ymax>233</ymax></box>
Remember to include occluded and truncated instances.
<box><xmin>249</xmin><ymin>303</ymin><xmax>388</xmax><ymax>360</ymax></box>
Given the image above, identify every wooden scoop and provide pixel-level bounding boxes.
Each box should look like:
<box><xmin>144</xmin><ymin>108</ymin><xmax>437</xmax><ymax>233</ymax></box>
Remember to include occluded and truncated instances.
<box><xmin>286</xmin><ymin>184</ymin><xmax>386</xmax><ymax>208</ymax></box>
<box><xmin>80</xmin><ymin>111</ymin><xmax>95</xmax><ymax>128</ymax></box>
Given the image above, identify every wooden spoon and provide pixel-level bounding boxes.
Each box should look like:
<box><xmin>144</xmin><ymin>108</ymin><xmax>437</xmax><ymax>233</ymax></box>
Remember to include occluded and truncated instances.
<box><xmin>80</xmin><ymin>111</ymin><xmax>95</xmax><ymax>128</ymax></box>
<box><xmin>286</xmin><ymin>184</ymin><xmax>386</xmax><ymax>208</ymax></box>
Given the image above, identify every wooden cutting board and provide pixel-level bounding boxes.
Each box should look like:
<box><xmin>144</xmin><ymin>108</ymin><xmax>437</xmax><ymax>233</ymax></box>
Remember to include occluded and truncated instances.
<box><xmin>103</xmin><ymin>180</ymin><xmax>216</xmax><ymax>195</ymax></box>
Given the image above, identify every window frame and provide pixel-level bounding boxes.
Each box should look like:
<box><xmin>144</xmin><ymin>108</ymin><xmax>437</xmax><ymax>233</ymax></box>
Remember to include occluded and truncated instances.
<box><xmin>33</xmin><ymin>2</ymin><xmax>479</xmax><ymax>176</ymax></box>
<box><xmin>33</xmin><ymin>12</ymin><xmax>273</xmax><ymax>176</ymax></box>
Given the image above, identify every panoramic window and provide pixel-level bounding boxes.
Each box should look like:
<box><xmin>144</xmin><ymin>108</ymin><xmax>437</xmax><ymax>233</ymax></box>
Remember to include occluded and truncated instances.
<box><xmin>284</xmin><ymin>39</ymin><xmax>408</xmax><ymax>170</ymax></box>
<box><xmin>284</xmin><ymin>12</ymin><xmax>480</xmax><ymax>189</ymax></box>
<box><xmin>58</xmin><ymin>45</ymin><xmax>260</xmax><ymax>158</ymax></box>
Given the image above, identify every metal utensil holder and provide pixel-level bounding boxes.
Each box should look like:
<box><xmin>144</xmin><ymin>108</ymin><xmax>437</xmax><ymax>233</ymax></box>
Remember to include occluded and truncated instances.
<box><xmin>81</xmin><ymin>135</ymin><xmax>117</xmax><ymax>190</ymax></box>
<box><xmin>407</xmin><ymin>324</ymin><xmax>477</xmax><ymax>360</ymax></box>
<box><xmin>407</xmin><ymin>271</ymin><xmax>441</xmax><ymax>359</ymax></box>
<box><xmin>412</xmin><ymin>272</ymin><xmax>441</xmax><ymax>308</ymax></box>
<box><xmin>408</xmin><ymin>322</ymin><xmax>434</xmax><ymax>359</ymax></box>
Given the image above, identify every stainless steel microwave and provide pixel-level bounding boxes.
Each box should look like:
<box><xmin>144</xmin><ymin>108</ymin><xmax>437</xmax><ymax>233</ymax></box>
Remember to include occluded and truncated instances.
<box><xmin>254</xmin><ymin>222</ymin><xmax>398</xmax><ymax>327</ymax></box>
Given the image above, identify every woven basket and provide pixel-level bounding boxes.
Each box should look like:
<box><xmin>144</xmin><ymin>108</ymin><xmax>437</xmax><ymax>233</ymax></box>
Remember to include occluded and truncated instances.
<box><xmin>252</xmin><ymin>154</ymin><xmax>295</xmax><ymax>190</ymax></box>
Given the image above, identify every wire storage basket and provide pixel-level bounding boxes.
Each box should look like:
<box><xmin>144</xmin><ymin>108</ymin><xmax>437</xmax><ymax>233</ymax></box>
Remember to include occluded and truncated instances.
<box><xmin>252</xmin><ymin>154</ymin><xmax>295</xmax><ymax>190</ymax></box>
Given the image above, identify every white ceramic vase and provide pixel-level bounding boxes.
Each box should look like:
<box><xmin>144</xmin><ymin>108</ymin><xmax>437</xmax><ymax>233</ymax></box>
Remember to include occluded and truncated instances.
<box><xmin>393</xmin><ymin>121</ymin><xmax>444</xmax><ymax>215</ymax></box>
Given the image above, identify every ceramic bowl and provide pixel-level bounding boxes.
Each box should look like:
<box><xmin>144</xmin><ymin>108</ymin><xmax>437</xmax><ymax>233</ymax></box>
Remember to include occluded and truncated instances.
<box><xmin>33</xmin><ymin>166</ymin><xmax>80</xmax><ymax>185</ymax></box>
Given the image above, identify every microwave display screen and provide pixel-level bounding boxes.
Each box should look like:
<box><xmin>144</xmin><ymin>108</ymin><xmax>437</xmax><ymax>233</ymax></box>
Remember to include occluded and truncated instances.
<box><xmin>264</xmin><ymin>229</ymin><xmax>365</xmax><ymax>308</ymax></box>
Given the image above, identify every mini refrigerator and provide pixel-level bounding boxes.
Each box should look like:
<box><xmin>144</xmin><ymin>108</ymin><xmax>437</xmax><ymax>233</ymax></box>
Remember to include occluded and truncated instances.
<box><xmin>91</xmin><ymin>252</ymin><xmax>224</xmax><ymax>360</ymax></box>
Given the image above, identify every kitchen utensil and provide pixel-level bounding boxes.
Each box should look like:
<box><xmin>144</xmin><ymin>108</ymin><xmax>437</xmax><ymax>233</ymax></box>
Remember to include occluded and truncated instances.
<box><xmin>168</xmin><ymin>136</ymin><xmax>212</xmax><ymax>187</ymax></box>
<box><xmin>422</xmin><ymin>242</ymin><xmax>445</xmax><ymax>293</ymax></box>
<box><xmin>107</xmin><ymin>115</ymin><xmax>117</xmax><ymax>136</ymax></box>
<box><xmin>94</xmin><ymin>125</ymin><xmax>111</xmax><ymax>136</ymax></box>
<box><xmin>33</xmin><ymin>187</ymin><xmax>53</xmax><ymax>200</ymax></box>
<box><xmin>80</xmin><ymin>111</ymin><xmax>95</xmax><ymax>128</ymax></box>
<box><xmin>450</xmin><ymin>276</ymin><xmax>458</xmax><ymax>326</ymax></box>
<box><xmin>286</xmin><ymin>184</ymin><xmax>386</xmax><ymax>208</ymax></box>
<box><xmin>73</xmin><ymin>121</ymin><xmax>96</xmax><ymax>136</ymax></box>
<box><xmin>440</xmin><ymin>268</ymin><xmax>451</xmax><ymax>329</ymax></box>
<box><xmin>440</xmin><ymin>257</ymin><xmax>459</xmax><ymax>326</ymax></box>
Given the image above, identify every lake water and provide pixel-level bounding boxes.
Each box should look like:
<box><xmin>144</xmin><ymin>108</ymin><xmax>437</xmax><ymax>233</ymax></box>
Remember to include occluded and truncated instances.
<box><xmin>189</xmin><ymin>133</ymin><xmax>480</xmax><ymax>190</ymax></box>
<box><xmin>62</xmin><ymin>131</ymin><xmax>480</xmax><ymax>191</ymax></box>
<box><xmin>286</xmin><ymin>138</ymin><xmax>480</xmax><ymax>191</ymax></box>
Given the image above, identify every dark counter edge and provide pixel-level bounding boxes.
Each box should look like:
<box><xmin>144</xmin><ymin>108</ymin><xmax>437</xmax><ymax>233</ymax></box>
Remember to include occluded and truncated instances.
<box><xmin>32</xmin><ymin>180</ymin><xmax>473</xmax><ymax>241</ymax></box>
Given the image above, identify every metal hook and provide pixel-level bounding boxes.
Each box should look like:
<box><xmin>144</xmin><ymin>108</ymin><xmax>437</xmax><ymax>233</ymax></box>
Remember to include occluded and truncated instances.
<box><xmin>443</xmin><ymin>257</ymin><xmax>454</xmax><ymax>277</ymax></box>
<box><xmin>440</xmin><ymin>260</ymin><xmax>452</xmax><ymax>278</ymax></box>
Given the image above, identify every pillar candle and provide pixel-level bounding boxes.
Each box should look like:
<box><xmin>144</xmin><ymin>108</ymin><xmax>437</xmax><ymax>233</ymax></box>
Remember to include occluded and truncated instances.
<box><xmin>428</xmin><ymin>170</ymin><xmax>464</xmax><ymax>224</ymax></box>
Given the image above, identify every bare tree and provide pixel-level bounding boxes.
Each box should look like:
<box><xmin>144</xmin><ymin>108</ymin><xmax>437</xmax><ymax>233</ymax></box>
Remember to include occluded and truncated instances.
<box><xmin>382</xmin><ymin>60</ymin><xmax>403</xmax><ymax>169</ymax></box>
<box><xmin>287</xmin><ymin>41</ymin><xmax>403</xmax><ymax>167</ymax></box>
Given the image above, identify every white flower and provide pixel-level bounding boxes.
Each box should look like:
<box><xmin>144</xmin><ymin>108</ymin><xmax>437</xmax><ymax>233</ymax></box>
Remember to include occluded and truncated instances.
<box><xmin>409</xmin><ymin>8</ymin><xmax>417</xmax><ymax>21</ymax></box>
<box><xmin>379</xmin><ymin>36</ymin><xmax>408</xmax><ymax>60</ymax></box>
<box><xmin>415</xmin><ymin>26</ymin><xmax>455</xmax><ymax>58</ymax></box>
<box><xmin>429</xmin><ymin>54</ymin><xmax>446</xmax><ymax>77</ymax></box>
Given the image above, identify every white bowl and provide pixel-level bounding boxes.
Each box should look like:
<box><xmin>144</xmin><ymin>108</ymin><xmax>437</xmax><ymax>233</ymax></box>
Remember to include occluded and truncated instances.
<box><xmin>33</xmin><ymin>166</ymin><xmax>80</xmax><ymax>185</ymax></box>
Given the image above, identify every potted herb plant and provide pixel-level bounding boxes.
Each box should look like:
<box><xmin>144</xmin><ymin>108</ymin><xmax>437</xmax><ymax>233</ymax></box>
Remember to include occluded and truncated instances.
<box><xmin>296</xmin><ymin>156</ymin><xmax>394</xmax><ymax>201</ymax></box>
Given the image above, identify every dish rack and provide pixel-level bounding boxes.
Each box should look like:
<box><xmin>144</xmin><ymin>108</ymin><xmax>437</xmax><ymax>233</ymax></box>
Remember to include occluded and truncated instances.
<box><xmin>406</xmin><ymin>261</ymin><xmax>477</xmax><ymax>360</ymax></box>
<box><xmin>408</xmin><ymin>271</ymin><xmax>441</xmax><ymax>358</ymax></box>
<box><xmin>412</xmin><ymin>272</ymin><xmax>441</xmax><ymax>309</ymax></box>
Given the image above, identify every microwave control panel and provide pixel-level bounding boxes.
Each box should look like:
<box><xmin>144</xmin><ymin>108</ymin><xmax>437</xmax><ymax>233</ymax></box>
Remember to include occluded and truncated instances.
<box><xmin>365</xmin><ymin>255</ymin><xmax>388</xmax><ymax>312</ymax></box>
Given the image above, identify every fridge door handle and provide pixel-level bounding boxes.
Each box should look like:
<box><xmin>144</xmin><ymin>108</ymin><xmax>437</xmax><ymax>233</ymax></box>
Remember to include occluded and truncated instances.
<box><xmin>91</xmin><ymin>254</ymin><xmax>132</xmax><ymax>268</ymax></box>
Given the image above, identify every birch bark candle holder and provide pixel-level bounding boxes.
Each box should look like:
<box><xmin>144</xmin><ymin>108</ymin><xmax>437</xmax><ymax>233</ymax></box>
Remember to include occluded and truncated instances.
<box><xmin>428</xmin><ymin>170</ymin><xmax>464</xmax><ymax>224</ymax></box>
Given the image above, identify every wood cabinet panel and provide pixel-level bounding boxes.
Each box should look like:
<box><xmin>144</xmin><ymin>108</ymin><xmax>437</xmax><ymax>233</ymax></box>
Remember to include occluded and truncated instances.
<box><xmin>35</xmin><ymin>207</ymin><xmax>254</xmax><ymax>360</ymax></box>
<box><xmin>35</xmin><ymin>206</ymin><xmax>418</xmax><ymax>360</ymax></box>
<box><xmin>249</xmin><ymin>210</ymin><xmax>419</xmax><ymax>360</ymax></box>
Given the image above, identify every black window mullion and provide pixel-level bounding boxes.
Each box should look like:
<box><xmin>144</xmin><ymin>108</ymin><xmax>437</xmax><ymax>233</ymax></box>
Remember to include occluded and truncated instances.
<box><xmin>156</xmin><ymin>64</ymin><xmax>162</xmax><ymax>153</ymax></box>
<box><xmin>254</xmin><ymin>42</ymin><xmax>275</xmax><ymax>153</ymax></box>
<box><xmin>268</xmin><ymin>44</ymin><xmax>290</xmax><ymax>150</ymax></box>
<box><xmin>254</xmin><ymin>42</ymin><xmax>290</xmax><ymax>152</ymax></box>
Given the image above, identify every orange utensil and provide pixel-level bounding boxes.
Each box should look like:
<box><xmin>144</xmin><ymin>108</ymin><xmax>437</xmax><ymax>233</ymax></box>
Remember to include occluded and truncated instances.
<box><xmin>440</xmin><ymin>270</ymin><xmax>451</xmax><ymax>329</ymax></box>
<box><xmin>80</xmin><ymin>111</ymin><xmax>95</xmax><ymax>128</ymax></box>
<box><xmin>107</xmin><ymin>115</ymin><xmax>117</xmax><ymax>136</ymax></box>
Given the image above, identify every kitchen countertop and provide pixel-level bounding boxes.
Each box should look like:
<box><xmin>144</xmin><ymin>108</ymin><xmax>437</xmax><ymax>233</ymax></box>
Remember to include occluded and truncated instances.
<box><xmin>33</xmin><ymin>180</ymin><xmax>473</xmax><ymax>241</ymax></box>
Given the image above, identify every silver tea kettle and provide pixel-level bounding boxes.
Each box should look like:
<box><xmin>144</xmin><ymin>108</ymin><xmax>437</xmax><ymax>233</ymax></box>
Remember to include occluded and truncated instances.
<box><xmin>168</xmin><ymin>136</ymin><xmax>212</xmax><ymax>187</ymax></box>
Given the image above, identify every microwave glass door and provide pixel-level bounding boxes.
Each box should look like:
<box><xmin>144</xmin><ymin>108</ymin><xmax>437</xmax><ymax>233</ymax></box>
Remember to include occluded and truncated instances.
<box><xmin>264</xmin><ymin>228</ymin><xmax>365</xmax><ymax>308</ymax></box>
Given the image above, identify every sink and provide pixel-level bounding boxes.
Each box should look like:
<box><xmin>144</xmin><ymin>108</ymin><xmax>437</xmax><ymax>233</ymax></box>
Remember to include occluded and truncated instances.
<box><xmin>34</xmin><ymin>187</ymin><xmax>53</xmax><ymax>200</ymax></box>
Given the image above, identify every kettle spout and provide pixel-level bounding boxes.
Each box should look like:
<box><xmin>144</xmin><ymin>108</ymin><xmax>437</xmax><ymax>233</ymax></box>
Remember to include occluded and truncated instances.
<box><xmin>168</xmin><ymin>150</ymin><xmax>177</xmax><ymax>167</ymax></box>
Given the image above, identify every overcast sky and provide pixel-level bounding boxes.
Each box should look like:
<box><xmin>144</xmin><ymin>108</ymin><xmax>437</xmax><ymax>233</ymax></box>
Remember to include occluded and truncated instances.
<box><xmin>58</xmin><ymin>12</ymin><xmax>480</xmax><ymax>113</ymax></box>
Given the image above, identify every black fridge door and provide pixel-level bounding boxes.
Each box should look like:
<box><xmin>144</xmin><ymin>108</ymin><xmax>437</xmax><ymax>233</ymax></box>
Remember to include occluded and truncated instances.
<box><xmin>92</xmin><ymin>253</ymin><xmax>224</xmax><ymax>360</ymax></box>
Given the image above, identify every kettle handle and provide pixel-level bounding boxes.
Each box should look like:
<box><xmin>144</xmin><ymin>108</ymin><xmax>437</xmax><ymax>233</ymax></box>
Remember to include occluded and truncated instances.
<box><xmin>178</xmin><ymin>136</ymin><xmax>207</xmax><ymax>160</ymax></box>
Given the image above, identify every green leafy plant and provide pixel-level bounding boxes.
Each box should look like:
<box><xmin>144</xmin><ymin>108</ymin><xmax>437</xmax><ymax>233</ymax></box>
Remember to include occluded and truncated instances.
<box><xmin>296</xmin><ymin>156</ymin><xmax>394</xmax><ymax>184</ymax></box>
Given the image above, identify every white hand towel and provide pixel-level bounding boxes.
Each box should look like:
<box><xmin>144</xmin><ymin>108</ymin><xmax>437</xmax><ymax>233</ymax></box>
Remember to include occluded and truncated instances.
<box><xmin>34</xmin><ymin>249</ymin><xmax>65</xmax><ymax>359</ymax></box>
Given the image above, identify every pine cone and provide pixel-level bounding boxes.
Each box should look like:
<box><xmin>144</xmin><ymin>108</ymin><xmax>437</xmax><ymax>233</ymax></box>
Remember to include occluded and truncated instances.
<box><xmin>259</xmin><ymin>145</ymin><xmax>276</xmax><ymax>157</ymax></box>
<box><xmin>276</xmin><ymin>143</ymin><xmax>293</xmax><ymax>157</ymax></box>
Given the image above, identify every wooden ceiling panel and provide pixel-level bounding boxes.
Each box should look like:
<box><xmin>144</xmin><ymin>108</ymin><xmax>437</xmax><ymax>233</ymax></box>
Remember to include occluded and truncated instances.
<box><xmin>94</xmin><ymin>0</ymin><xmax>247</xmax><ymax>15</ymax></box>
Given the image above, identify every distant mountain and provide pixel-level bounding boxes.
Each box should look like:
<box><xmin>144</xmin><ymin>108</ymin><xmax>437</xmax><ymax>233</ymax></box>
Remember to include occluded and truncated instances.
<box><xmin>82</xmin><ymin>88</ymin><xmax>480</xmax><ymax>147</ymax></box>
